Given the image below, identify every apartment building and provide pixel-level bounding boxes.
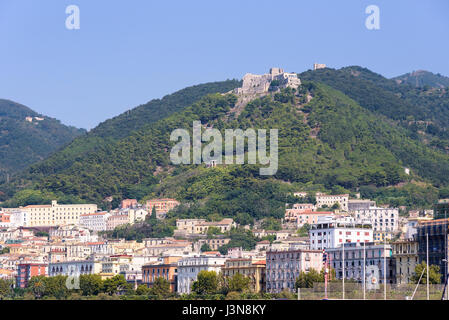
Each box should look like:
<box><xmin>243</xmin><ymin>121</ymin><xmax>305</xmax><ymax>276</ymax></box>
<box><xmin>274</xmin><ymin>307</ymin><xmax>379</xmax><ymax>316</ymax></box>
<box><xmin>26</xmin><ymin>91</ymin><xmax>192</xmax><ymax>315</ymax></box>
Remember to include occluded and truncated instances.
<box><xmin>48</xmin><ymin>260</ymin><xmax>103</xmax><ymax>277</ymax></box>
<box><xmin>194</xmin><ymin>219</ymin><xmax>236</xmax><ymax>234</ymax></box>
<box><xmin>266</xmin><ymin>249</ymin><xmax>323</xmax><ymax>293</ymax></box>
<box><xmin>11</xmin><ymin>200</ymin><xmax>97</xmax><ymax>227</ymax></box>
<box><xmin>145</xmin><ymin>198</ymin><xmax>180</xmax><ymax>217</ymax></box>
<box><xmin>327</xmin><ymin>242</ymin><xmax>396</xmax><ymax>284</ymax></box>
<box><xmin>416</xmin><ymin>218</ymin><xmax>449</xmax><ymax>284</ymax></box>
<box><xmin>79</xmin><ymin>211</ymin><xmax>110</xmax><ymax>232</ymax></box>
<box><xmin>120</xmin><ymin>199</ymin><xmax>138</xmax><ymax>209</ymax></box>
<box><xmin>392</xmin><ymin>240</ymin><xmax>419</xmax><ymax>284</ymax></box>
<box><xmin>142</xmin><ymin>256</ymin><xmax>182</xmax><ymax>292</ymax></box>
<box><xmin>352</xmin><ymin>207</ymin><xmax>399</xmax><ymax>241</ymax></box>
<box><xmin>221</xmin><ymin>258</ymin><xmax>266</xmax><ymax>293</ymax></box>
<box><xmin>16</xmin><ymin>263</ymin><xmax>47</xmax><ymax>288</ymax></box>
<box><xmin>348</xmin><ymin>199</ymin><xmax>376</xmax><ymax>211</ymax></box>
<box><xmin>285</xmin><ymin>210</ymin><xmax>334</xmax><ymax>228</ymax></box>
<box><xmin>177</xmin><ymin>254</ymin><xmax>227</xmax><ymax>294</ymax></box>
<box><xmin>309</xmin><ymin>216</ymin><xmax>373</xmax><ymax>250</ymax></box>
<box><xmin>315</xmin><ymin>193</ymin><xmax>349</xmax><ymax>211</ymax></box>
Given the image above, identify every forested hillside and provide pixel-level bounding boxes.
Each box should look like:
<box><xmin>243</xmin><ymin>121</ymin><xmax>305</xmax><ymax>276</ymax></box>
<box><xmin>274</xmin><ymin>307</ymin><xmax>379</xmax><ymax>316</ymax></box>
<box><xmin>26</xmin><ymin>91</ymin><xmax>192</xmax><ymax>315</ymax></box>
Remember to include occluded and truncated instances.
<box><xmin>3</xmin><ymin>78</ymin><xmax>449</xmax><ymax>217</ymax></box>
<box><xmin>0</xmin><ymin>99</ymin><xmax>85</xmax><ymax>178</ymax></box>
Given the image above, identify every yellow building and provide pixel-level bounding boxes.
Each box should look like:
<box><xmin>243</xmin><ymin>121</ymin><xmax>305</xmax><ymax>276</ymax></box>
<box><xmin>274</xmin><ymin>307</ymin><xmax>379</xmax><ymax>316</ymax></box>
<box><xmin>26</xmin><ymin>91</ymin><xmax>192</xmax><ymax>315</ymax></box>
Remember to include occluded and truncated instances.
<box><xmin>20</xmin><ymin>200</ymin><xmax>97</xmax><ymax>227</ymax></box>
<box><xmin>221</xmin><ymin>258</ymin><xmax>266</xmax><ymax>293</ymax></box>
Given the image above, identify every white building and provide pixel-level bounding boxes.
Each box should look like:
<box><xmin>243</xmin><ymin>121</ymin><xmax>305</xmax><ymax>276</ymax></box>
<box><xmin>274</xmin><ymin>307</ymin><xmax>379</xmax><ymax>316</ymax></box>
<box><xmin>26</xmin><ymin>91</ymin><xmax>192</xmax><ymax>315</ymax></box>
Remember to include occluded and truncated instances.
<box><xmin>48</xmin><ymin>260</ymin><xmax>102</xmax><ymax>277</ymax></box>
<box><xmin>316</xmin><ymin>193</ymin><xmax>349</xmax><ymax>211</ymax></box>
<box><xmin>309</xmin><ymin>216</ymin><xmax>373</xmax><ymax>250</ymax></box>
<box><xmin>79</xmin><ymin>212</ymin><xmax>110</xmax><ymax>232</ymax></box>
<box><xmin>177</xmin><ymin>254</ymin><xmax>227</xmax><ymax>294</ymax></box>
<box><xmin>3</xmin><ymin>200</ymin><xmax>97</xmax><ymax>227</ymax></box>
<box><xmin>352</xmin><ymin>207</ymin><xmax>399</xmax><ymax>241</ymax></box>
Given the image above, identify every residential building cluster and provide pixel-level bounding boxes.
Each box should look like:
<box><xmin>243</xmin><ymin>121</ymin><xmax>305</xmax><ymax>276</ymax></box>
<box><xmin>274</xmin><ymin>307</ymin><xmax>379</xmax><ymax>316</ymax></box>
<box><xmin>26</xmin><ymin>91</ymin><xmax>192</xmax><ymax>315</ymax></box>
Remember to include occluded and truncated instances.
<box><xmin>0</xmin><ymin>193</ymin><xmax>447</xmax><ymax>294</ymax></box>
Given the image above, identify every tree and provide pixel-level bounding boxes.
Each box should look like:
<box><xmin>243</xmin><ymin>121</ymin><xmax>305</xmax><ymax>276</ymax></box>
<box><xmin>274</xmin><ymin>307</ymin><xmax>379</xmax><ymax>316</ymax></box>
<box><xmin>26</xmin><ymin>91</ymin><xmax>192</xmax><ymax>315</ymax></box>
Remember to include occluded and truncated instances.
<box><xmin>151</xmin><ymin>277</ymin><xmax>171</xmax><ymax>299</ymax></box>
<box><xmin>27</xmin><ymin>276</ymin><xmax>46</xmax><ymax>299</ymax></box>
<box><xmin>0</xmin><ymin>279</ymin><xmax>13</xmax><ymax>298</ymax></box>
<box><xmin>228</xmin><ymin>273</ymin><xmax>251</xmax><ymax>293</ymax></box>
<box><xmin>295</xmin><ymin>269</ymin><xmax>322</xmax><ymax>288</ymax></box>
<box><xmin>261</xmin><ymin>217</ymin><xmax>281</xmax><ymax>231</ymax></box>
<box><xmin>297</xmin><ymin>223</ymin><xmax>311</xmax><ymax>237</ymax></box>
<box><xmin>103</xmin><ymin>275</ymin><xmax>132</xmax><ymax>295</ymax></box>
<box><xmin>151</xmin><ymin>206</ymin><xmax>157</xmax><ymax>220</ymax></box>
<box><xmin>235</xmin><ymin>212</ymin><xmax>254</xmax><ymax>226</ymax></box>
<box><xmin>80</xmin><ymin>274</ymin><xmax>103</xmax><ymax>296</ymax></box>
<box><xmin>200</xmin><ymin>243</ymin><xmax>212</xmax><ymax>252</ymax></box>
<box><xmin>192</xmin><ymin>271</ymin><xmax>219</xmax><ymax>295</ymax></box>
<box><xmin>136</xmin><ymin>284</ymin><xmax>151</xmax><ymax>296</ymax></box>
<box><xmin>411</xmin><ymin>262</ymin><xmax>442</xmax><ymax>284</ymax></box>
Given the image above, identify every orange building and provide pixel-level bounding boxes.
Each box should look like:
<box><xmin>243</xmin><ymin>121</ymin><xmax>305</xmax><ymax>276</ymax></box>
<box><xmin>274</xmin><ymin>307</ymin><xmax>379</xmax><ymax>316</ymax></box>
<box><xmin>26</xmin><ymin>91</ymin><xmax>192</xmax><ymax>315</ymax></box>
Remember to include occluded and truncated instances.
<box><xmin>16</xmin><ymin>263</ymin><xmax>47</xmax><ymax>288</ymax></box>
<box><xmin>0</xmin><ymin>212</ymin><xmax>10</xmax><ymax>223</ymax></box>
<box><xmin>145</xmin><ymin>199</ymin><xmax>180</xmax><ymax>215</ymax></box>
<box><xmin>121</xmin><ymin>199</ymin><xmax>138</xmax><ymax>209</ymax></box>
<box><xmin>141</xmin><ymin>256</ymin><xmax>181</xmax><ymax>292</ymax></box>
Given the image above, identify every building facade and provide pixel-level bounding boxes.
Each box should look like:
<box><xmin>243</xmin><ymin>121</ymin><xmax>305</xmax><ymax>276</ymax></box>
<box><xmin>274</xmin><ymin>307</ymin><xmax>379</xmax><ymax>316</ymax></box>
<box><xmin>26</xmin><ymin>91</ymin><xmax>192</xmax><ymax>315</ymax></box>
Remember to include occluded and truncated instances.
<box><xmin>327</xmin><ymin>242</ymin><xmax>396</xmax><ymax>284</ymax></box>
<box><xmin>309</xmin><ymin>217</ymin><xmax>373</xmax><ymax>250</ymax></box>
<box><xmin>315</xmin><ymin>193</ymin><xmax>349</xmax><ymax>211</ymax></box>
<box><xmin>13</xmin><ymin>200</ymin><xmax>97</xmax><ymax>227</ymax></box>
<box><xmin>16</xmin><ymin>263</ymin><xmax>47</xmax><ymax>288</ymax></box>
<box><xmin>265</xmin><ymin>249</ymin><xmax>323</xmax><ymax>293</ymax></box>
<box><xmin>142</xmin><ymin>256</ymin><xmax>182</xmax><ymax>292</ymax></box>
<box><xmin>222</xmin><ymin>258</ymin><xmax>266</xmax><ymax>293</ymax></box>
<box><xmin>79</xmin><ymin>212</ymin><xmax>110</xmax><ymax>232</ymax></box>
<box><xmin>392</xmin><ymin>240</ymin><xmax>419</xmax><ymax>284</ymax></box>
<box><xmin>177</xmin><ymin>255</ymin><xmax>227</xmax><ymax>294</ymax></box>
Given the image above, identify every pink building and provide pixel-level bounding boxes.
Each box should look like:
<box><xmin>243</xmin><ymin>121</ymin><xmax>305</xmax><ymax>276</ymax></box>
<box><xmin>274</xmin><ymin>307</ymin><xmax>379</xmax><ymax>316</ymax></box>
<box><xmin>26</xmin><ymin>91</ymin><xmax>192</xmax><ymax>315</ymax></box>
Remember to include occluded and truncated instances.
<box><xmin>285</xmin><ymin>209</ymin><xmax>334</xmax><ymax>227</ymax></box>
<box><xmin>145</xmin><ymin>199</ymin><xmax>180</xmax><ymax>215</ymax></box>
<box><xmin>106</xmin><ymin>214</ymin><xmax>129</xmax><ymax>231</ymax></box>
<box><xmin>121</xmin><ymin>199</ymin><xmax>137</xmax><ymax>209</ymax></box>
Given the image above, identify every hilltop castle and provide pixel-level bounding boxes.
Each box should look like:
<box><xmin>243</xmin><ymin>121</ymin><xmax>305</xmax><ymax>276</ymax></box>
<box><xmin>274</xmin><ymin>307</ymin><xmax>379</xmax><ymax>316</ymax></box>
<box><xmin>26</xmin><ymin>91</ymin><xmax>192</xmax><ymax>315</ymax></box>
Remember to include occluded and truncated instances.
<box><xmin>234</xmin><ymin>68</ymin><xmax>301</xmax><ymax>95</ymax></box>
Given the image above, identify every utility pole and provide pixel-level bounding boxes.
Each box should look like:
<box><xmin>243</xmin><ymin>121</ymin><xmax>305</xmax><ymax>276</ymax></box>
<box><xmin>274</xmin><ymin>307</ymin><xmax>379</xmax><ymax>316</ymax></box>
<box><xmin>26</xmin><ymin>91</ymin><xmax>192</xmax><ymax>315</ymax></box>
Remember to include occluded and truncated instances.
<box><xmin>427</xmin><ymin>233</ymin><xmax>429</xmax><ymax>300</ymax></box>
<box><xmin>342</xmin><ymin>243</ymin><xmax>345</xmax><ymax>300</ymax></box>
<box><xmin>363</xmin><ymin>240</ymin><xmax>366</xmax><ymax>300</ymax></box>
<box><xmin>323</xmin><ymin>250</ymin><xmax>328</xmax><ymax>300</ymax></box>
<box><xmin>384</xmin><ymin>241</ymin><xmax>387</xmax><ymax>300</ymax></box>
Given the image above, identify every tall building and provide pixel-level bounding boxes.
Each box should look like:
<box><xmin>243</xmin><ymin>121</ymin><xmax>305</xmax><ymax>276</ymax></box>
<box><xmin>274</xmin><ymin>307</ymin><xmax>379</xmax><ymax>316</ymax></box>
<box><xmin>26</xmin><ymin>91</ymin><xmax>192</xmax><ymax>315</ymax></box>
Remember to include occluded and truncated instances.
<box><xmin>434</xmin><ymin>199</ymin><xmax>449</xmax><ymax>220</ymax></box>
<box><xmin>392</xmin><ymin>240</ymin><xmax>419</xmax><ymax>284</ymax></box>
<box><xmin>265</xmin><ymin>249</ymin><xmax>323</xmax><ymax>293</ymax></box>
<box><xmin>416</xmin><ymin>218</ymin><xmax>449</xmax><ymax>284</ymax></box>
<box><xmin>309</xmin><ymin>216</ymin><xmax>373</xmax><ymax>250</ymax></box>
<box><xmin>352</xmin><ymin>207</ymin><xmax>399</xmax><ymax>241</ymax></box>
<box><xmin>16</xmin><ymin>263</ymin><xmax>47</xmax><ymax>288</ymax></box>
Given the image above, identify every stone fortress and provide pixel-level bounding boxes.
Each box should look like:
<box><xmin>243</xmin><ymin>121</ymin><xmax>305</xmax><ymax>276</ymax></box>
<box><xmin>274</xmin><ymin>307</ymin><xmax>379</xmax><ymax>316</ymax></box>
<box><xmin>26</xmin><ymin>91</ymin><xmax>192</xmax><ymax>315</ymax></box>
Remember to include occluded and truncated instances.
<box><xmin>234</xmin><ymin>68</ymin><xmax>301</xmax><ymax>95</ymax></box>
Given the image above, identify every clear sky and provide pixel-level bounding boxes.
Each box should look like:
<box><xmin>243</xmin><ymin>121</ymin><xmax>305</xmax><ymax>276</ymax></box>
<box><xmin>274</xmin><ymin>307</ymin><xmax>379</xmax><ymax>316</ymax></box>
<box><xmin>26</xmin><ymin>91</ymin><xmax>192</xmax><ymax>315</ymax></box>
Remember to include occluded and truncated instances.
<box><xmin>1</xmin><ymin>0</ymin><xmax>448</xmax><ymax>129</ymax></box>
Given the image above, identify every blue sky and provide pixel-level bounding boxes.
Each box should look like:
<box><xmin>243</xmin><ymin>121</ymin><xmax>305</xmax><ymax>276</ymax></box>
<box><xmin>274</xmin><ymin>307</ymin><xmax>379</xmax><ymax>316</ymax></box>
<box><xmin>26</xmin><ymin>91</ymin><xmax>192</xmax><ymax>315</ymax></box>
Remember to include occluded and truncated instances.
<box><xmin>1</xmin><ymin>0</ymin><xmax>448</xmax><ymax>129</ymax></box>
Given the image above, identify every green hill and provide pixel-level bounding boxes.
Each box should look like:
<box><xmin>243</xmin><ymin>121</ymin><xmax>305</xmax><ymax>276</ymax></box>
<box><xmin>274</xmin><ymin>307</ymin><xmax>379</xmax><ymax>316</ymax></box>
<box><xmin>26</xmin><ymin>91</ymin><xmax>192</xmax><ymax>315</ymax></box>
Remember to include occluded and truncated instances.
<box><xmin>3</xmin><ymin>74</ymin><xmax>449</xmax><ymax>216</ymax></box>
<box><xmin>299</xmin><ymin>66</ymin><xmax>449</xmax><ymax>152</ymax></box>
<box><xmin>393</xmin><ymin>70</ymin><xmax>449</xmax><ymax>89</ymax></box>
<box><xmin>0</xmin><ymin>99</ymin><xmax>85</xmax><ymax>178</ymax></box>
